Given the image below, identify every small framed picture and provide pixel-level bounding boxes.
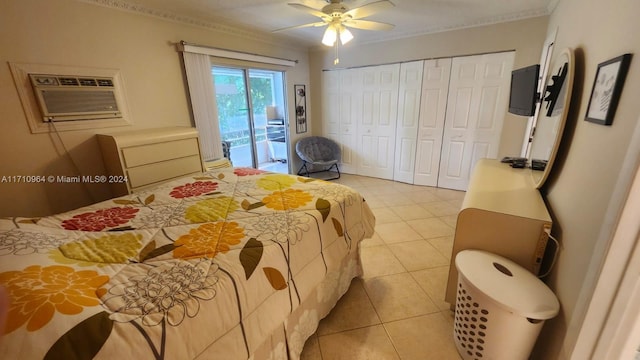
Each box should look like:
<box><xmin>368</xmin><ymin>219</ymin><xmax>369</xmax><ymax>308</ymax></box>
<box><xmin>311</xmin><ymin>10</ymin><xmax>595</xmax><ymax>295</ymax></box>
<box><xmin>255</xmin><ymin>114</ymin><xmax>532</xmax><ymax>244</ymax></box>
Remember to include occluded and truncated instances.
<box><xmin>294</xmin><ymin>84</ymin><xmax>307</xmax><ymax>134</ymax></box>
<box><xmin>585</xmin><ymin>53</ymin><xmax>632</xmax><ymax>125</ymax></box>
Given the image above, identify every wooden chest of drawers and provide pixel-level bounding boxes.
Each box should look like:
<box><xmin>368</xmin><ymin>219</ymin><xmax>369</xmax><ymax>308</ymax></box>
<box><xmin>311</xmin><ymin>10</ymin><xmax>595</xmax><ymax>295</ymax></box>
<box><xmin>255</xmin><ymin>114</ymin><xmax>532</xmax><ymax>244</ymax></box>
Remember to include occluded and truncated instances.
<box><xmin>98</xmin><ymin>127</ymin><xmax>205</xmax><ymax>196</ymax></box>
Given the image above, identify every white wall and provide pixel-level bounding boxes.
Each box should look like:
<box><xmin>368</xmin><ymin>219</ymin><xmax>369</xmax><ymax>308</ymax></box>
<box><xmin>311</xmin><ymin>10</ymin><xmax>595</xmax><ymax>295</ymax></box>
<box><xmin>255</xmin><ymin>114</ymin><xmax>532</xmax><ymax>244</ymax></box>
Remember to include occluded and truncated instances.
<box><xmin>0</xmin><ymin>0</ymin><xmax>310</xmax><ymax>216</ymax></box>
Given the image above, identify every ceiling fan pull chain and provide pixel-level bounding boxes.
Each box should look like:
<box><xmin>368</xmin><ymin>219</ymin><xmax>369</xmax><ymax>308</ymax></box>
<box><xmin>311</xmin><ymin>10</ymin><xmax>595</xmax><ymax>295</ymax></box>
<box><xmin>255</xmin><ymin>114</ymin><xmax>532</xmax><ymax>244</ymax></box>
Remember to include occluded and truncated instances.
<box><xmin>334</xmin><ymin>39</ymin><xmax>340</xmax><ymax>64</ymax></box>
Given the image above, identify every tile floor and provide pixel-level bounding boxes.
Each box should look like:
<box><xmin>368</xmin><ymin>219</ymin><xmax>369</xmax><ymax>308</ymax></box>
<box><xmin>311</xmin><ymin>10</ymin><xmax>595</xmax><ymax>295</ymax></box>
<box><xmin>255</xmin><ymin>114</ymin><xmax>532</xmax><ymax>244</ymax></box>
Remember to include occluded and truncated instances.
<box><xmin>300</xmin><ymin>173</ymin><xmax>465</xmax><ymax>360</ymax></box>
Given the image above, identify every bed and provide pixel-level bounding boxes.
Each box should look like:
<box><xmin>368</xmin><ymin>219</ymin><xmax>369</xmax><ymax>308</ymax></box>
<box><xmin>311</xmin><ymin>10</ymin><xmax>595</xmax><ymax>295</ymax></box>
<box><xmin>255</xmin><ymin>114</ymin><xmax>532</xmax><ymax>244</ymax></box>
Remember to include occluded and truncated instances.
<box><xmin>0</xmin><ymin>167</ymin><xmax>375</xmax><ymax>359</ymax></box>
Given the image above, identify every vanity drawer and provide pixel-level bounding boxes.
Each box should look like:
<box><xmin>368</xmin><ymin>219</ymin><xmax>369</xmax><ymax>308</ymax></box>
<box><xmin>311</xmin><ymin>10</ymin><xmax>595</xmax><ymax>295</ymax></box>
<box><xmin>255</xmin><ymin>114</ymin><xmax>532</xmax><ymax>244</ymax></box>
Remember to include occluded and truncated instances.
<box><xmin>122</xmin><ymin>138</ymin><xmax>200</xmax><ymax>168</ymax></box>
<box><xmin>127</xmin><ymin>155</ymin><xmax>203</xmax><ymax>189</ymax></box>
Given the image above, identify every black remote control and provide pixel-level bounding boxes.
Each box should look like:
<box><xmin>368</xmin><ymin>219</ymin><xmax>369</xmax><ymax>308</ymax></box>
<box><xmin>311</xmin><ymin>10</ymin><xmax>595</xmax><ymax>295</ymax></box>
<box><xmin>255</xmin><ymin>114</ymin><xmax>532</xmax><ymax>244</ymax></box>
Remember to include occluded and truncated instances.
<box><xmin>501</xmin><ymin>156</ymin><xmax>527</xmax><ymax>164</ymax></box>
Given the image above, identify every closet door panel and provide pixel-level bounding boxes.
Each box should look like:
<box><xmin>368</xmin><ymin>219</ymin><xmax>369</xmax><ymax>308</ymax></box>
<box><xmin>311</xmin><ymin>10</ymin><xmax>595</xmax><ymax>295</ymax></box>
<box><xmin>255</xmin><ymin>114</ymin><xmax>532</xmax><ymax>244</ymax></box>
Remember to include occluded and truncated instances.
<box><xmin>438</xmin><ymin>52</ymin><xmax>514</xmax><ymax>190</ymax></box>
<box><xmin>478</xmin><ymin>86</ymin><xmax>501</xmax><ymax>128</ymax></box>
<box><xmin>473</xmin><ymin>54</ymin><xmax>514</xmax><ymax>158</ymax></box>
<box><xmin>451</xmin><ymin>88</ymin><xmax>474</xmax><ymax>128</ymax></box>
<box><xmin>357</xmin><ymin>64</ymin><xmax>399</xmax><ymax>179</ymax></box>
<box><xmin>340</xmin><ymin>95</ymin><xmax>353</xmax><ymax>125</ymax></box>
<box><xmin>415</xmin><ymin>138</ymin><xmax>437</xmax><ymax>179</ymax></box>
<box><xmin>380</xmin><ymin>64</ymin><xmax>400</xmax><ymax>180</ymax></box>
<box><xmin>340</xmin><ymin>69</ymin><xmax>360</xmax><ymax>127</ymax></box>
<box><xmin>414</xmin><ymin>58</ymin><xmax>452</xmax><ymax>186</ymax></box>
<box><xmin>397</xmin><ymin>137</ymin><xmax>416</xmax><ymax>175</ymax></box>
<box><xmin>377</xmin><ymin>136</ymin><xmax>392</xmax><ymax>168</ymax></box>
<box><xmin>339</xmin><ymin>93</ymin><xmax>358</xmax><ymax>174</ymax></box>
<box><xmin>439</xmin><ymin>57</ymin><xmax>481</xmax><ymax>190</ymax></box>
<box><xmin>445</xmin><ymin>141</ymin><xmax>465</xmax><ymax>178</ymax></box>
<box><xmin>339</xmin><ymin>68</ymin><xmax>361</xmax><ymax>174</ymax></box>
<box><xmin>394</xmin><ymin>61</ymin><xmax>423</xmax><ymax>184</ymax></box>
<box><xmin>380</xmin><ymin>90</ymin><xmax>395</xmax><ymax>125</ymax></box>
<box><xmin>359</xmin><ymin>133</ymin><xmax>375</xmax><ymax>169</ymax></box>
<box><xmin>361</xmin><ymin>91</ymin><xmax>375</xmax><ymax>126</ymax></box>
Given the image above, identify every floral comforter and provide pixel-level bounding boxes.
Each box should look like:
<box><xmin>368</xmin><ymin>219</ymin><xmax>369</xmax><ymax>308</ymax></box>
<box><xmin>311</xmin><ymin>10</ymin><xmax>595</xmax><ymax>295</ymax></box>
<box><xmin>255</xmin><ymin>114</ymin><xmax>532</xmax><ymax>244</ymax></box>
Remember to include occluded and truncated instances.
<box><xmin>0</xmin><ymin>168</ymin><xmax>375</xmax><ymax>359</ymax></box>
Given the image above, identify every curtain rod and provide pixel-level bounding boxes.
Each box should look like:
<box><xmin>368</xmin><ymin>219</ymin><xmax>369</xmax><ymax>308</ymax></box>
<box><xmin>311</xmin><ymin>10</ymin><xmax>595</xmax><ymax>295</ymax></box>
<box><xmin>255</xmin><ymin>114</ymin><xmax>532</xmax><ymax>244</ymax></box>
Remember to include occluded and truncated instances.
<box><xmin>178</xmin><ymin>41</ymin><xmax>298</xmax><ymax>67</ymax></box>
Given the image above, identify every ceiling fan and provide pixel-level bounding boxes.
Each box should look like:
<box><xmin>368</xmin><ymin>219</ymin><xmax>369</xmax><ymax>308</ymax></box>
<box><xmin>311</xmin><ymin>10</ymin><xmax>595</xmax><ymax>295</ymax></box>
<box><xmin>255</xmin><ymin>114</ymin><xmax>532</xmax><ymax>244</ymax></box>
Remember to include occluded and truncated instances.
<box><xmin>275</xmin><ymin>0</ymin><xmax>395</xmax><ymax>63</ymax></box>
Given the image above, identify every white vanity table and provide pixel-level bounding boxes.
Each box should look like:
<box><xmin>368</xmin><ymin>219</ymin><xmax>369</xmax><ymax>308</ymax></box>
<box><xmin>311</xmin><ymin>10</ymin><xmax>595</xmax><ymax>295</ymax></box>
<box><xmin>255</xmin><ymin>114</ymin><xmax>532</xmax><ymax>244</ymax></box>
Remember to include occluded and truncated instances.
<box><xmin>444</xmin><ymin>159</ymin><xmax>552</xmax><ymax>305</ymax></box>
<box><xmin>444</xmin><ymin>48</ymin><xmax>575</xmax><ymax>307</ymax></box>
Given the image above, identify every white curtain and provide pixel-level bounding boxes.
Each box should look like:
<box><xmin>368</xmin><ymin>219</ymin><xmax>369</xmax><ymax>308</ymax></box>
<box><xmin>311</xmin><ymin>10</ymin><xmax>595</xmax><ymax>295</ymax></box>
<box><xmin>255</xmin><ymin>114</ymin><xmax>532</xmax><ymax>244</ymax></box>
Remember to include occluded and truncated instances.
<box><xmin>182</xmin><ymin>51</ymin><xmax>222</xmax><ymax>161</ymax></box>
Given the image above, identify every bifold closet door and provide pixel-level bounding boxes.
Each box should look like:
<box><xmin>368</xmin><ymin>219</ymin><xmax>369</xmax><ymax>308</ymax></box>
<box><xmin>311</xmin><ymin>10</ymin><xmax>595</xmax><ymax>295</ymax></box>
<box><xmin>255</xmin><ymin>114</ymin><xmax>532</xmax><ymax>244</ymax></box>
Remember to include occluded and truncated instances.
<box><xmin>393</xmin><ymin>61</ymin><xmax>424</xmax><ymax>184</ymax></box>
<box><xmin>438</xmin><ymin>51</ymin><xmax>515</xmax><ymax>191</ymax></box>
<box><xmin>358</xmin><ymin>64</ymin><xmax>400</xmax><ymax>179</ymax></box>
<box><xmin>413</xmin><ymin>58</ymin><xmax>452</xmax><ymax>186</ymax></box>
<box><xmin>338</xmin><ymin>69</ymin><xmax>361</xmax><ymax>174</ymax></box>
<box><xmin>321</xmin><ymin>69</ymin><xmax>360</xmax><ymax>174</ymax></box>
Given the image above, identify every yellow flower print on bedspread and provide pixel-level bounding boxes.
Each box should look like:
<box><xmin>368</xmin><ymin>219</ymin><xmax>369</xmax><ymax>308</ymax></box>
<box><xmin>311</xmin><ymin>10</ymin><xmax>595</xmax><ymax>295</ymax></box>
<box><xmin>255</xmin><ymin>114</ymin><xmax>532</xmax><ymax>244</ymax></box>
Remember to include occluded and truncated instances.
<box><xmin>184</xmin><ymin>196</ymin><xmax>239</xmax><ymax>223</ymax></box>
<box><xmin>0</xmin><ymin>265</ymin><xmax>108</xmax><ymax>333</ymax></box>
<box><xmin>256</xmin><ymin>174</ymin><xmax>297</xmax><ymax>191</ymax></box>
<box><xmin>262</xmin><ymin>189</ymin><xmax>313</xmax><ymax>211</ymax></box>
<box><xmin>173</xmin><ymin>222</ymin><xmax>244</xmax><ymax>259</ymax></box>
<box><xmin>58</xmin><ymin>233</ymin><xmax>143</xmax><ymax>264</ymax></box>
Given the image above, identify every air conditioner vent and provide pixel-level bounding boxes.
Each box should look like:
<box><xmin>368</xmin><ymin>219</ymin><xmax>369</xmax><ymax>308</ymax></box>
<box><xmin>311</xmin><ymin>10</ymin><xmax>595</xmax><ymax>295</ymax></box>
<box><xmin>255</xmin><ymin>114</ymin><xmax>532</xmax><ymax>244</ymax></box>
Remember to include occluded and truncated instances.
<box><xmin>79</xmin><ymin>78</ymin><xmax>98</xmax><ymax>86</ymax></box>
<box><xmin>59</xmin><ymin>77</ymin><xmax>79</xmax><ymax>86</ymax></box>
<box><xmin>29</xmin><ymin>73</ymin><xmax>122</xmax><ymax>122</ymax></box>
<box><xmin>97</xmin><ymin>79</ymin><xmax>114</xmax><ymax>87</ymax></box>
<box><xmin>41</xmin><ymin>90</ymin><xmax>118</xmax><ymax>114</ymax></box>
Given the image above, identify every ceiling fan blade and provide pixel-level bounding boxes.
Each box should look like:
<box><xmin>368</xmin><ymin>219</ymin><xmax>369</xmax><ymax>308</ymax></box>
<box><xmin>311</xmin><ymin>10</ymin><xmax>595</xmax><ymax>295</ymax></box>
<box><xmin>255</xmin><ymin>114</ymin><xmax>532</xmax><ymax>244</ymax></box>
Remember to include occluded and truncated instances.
<box><xmin>288</xmin><ymin>3</ymin><xmax>330</xmax><ymax>20</ymax></box>
<box><xmin>344</xmin><ymin>0</ymin><xmax>395</xmax><ymax>20</ymax></box>
<box><xmin>343</xmin><ymin>19</ymin><xmax>395</xmax><ymax>31</ymax></box>
<box><xmin>272</xmin><ymin>21</ymin><xmax>327</xmax><ymax>32</ymax></box>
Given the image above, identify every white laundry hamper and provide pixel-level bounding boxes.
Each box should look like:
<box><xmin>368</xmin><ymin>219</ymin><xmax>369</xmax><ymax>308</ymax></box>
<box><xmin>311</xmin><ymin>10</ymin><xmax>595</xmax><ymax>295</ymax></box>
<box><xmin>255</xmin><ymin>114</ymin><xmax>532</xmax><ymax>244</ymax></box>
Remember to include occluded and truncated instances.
<box><xmin>453</xmin><ymin>250</ymin><xmax>559</xmax><ymax>360</ymax></box>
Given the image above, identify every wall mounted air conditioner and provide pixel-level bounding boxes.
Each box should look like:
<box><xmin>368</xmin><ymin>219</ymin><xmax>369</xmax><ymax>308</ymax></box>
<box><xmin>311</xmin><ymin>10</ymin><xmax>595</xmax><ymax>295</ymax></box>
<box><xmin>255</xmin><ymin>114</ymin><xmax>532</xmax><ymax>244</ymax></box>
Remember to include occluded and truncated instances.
<box><xmin>29</xmin><ymin>74</ymin><xmax>122</xmax><ymax>122</ymax></box>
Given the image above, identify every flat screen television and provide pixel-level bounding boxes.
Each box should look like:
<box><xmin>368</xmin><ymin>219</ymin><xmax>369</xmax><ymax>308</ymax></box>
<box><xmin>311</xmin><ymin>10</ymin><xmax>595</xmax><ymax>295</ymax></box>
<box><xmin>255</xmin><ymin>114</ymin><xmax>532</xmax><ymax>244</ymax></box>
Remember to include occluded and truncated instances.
<box><xmin>508</xmin><ymin>64</ymin><xmax>540</xmax><ymax>116</ymax></box>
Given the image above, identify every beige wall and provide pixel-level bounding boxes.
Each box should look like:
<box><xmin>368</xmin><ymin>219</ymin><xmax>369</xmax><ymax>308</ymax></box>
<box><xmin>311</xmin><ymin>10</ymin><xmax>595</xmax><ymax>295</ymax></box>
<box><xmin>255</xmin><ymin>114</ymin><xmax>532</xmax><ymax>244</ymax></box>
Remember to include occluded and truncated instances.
<box><xmin>0</xmin><ymin>0</ymin><xmax>310</xmax><ymax>217</ymax></box>
<box><xmin>308</xmin><ymin>16</ymin><xmax>550</xmax><ymax>158</ymax></box>
<box><xmin>532</xmin><ymin>0</ymin><xmax>640</xmax><ymax>358</ymax></box>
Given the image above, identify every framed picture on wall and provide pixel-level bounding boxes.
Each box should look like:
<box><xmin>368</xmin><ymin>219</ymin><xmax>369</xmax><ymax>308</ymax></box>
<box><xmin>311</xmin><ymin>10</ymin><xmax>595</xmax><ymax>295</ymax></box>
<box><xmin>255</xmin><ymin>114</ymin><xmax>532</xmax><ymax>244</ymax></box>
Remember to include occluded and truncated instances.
<box><xmin>585</xmin><ymin>53</ymin><xmax>632</xmax><ymax>125</ymax></box>
<box><xmin>294</xmin><ymin>84</ymin><xmax>307</xmax><ymax>134</ymax></box>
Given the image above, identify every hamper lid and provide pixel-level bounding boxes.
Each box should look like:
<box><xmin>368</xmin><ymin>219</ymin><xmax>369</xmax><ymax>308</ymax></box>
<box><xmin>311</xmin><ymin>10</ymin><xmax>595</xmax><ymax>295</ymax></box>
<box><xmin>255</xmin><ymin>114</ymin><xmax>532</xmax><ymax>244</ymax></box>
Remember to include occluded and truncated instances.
<box><xmin>455</xmin><ymin>250</ymin><xmax>559</xmax><ymax>320</ymax></box>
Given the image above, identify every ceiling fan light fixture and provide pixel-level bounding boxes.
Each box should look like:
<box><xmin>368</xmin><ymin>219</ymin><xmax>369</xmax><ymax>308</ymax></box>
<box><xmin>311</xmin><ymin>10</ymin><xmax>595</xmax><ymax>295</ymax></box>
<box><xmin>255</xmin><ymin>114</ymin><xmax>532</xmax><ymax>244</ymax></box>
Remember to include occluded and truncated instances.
<box><xmin>281</xmin><ymin>0</ymin><xmax>395</xmax><ymax>63</ymax></box>
<box><xmin>322</xmin><ymin>25</ymin><xmax>337</xmax><ymax>46</ymax></box>
<box><xmin>339</xmin><ymin>26</ymin><xmax>353</xmax><ymax>45</ymax></box>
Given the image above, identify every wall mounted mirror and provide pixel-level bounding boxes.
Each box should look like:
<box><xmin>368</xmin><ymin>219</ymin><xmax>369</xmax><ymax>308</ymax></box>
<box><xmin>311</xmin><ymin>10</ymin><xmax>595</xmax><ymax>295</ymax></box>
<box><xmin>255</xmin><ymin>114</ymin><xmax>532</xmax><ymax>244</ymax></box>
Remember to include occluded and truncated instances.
<box><xmin>529</xmin><ymin>47</ymin><xmax>575</xmax><ymax>188</ymax></box>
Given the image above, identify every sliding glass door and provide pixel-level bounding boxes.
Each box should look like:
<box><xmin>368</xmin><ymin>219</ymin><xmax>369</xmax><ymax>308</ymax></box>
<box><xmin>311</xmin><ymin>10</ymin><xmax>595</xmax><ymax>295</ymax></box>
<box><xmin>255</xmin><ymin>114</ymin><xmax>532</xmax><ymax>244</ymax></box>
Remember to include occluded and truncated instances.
<box><xmin>212</xmin><ymin>66</ymin><xmax>289</xmax><ymax>172</ymax></box>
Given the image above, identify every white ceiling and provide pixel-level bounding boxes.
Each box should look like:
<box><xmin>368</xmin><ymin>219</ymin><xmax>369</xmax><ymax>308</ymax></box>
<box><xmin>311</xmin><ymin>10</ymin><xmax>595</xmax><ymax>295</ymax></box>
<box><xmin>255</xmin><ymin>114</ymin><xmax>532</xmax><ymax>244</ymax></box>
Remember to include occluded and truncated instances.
<box><xmin>91</xmin><ymin>0</ymin><xmax>557</xmax><ymax>47</ymax></box>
